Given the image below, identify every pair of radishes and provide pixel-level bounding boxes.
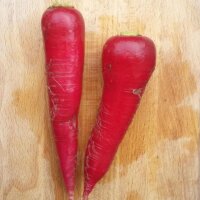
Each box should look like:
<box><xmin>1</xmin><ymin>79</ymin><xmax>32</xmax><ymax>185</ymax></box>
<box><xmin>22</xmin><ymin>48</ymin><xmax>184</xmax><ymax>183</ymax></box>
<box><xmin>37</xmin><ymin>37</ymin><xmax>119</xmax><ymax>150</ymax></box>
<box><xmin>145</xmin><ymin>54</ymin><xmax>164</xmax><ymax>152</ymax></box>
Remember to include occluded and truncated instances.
<box><xmin>42</xmin><ymin>5</ymin><xmax>156</xmax><ymax>200</ymax></box>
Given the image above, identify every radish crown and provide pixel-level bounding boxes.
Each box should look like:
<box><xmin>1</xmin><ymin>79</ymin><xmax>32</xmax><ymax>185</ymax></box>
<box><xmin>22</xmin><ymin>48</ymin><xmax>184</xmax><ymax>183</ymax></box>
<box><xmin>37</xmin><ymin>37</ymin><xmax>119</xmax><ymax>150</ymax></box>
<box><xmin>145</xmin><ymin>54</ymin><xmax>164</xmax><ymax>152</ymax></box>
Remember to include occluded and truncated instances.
<box><xmin>120</xmin><ymin>32</ymin><xmax>141</xmax><ymax>36</ymax></box>
<box><xmin>50</xmin><ymin>1</ymin><xmax>73</xmax><ymax>8</ymax></box>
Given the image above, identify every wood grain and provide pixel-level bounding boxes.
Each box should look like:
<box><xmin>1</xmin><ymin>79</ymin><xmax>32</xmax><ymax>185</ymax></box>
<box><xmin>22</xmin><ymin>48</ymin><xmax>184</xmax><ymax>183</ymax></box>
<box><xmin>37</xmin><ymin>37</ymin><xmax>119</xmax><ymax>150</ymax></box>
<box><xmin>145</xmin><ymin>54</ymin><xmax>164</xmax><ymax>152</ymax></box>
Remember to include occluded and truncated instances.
<box><xmin>0</xmin><ymin>0</ymin><xmax>200</xmax><ymax>199</ymax></box>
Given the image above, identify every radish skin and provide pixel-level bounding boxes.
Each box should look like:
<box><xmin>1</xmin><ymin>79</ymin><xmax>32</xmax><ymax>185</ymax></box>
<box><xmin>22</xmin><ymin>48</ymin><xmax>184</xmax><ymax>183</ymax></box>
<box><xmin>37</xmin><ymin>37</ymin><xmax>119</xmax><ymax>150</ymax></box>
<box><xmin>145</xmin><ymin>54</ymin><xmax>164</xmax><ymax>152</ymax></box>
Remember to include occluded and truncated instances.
<box><xmin>41</xmin><ymin>6</ymin><xmax>85</xmax><ymax>199</ymax></box>
<box><xmin>83</xmin><ymin>35</ymin><xmax>156</xmax><ymax>198</ymax></box>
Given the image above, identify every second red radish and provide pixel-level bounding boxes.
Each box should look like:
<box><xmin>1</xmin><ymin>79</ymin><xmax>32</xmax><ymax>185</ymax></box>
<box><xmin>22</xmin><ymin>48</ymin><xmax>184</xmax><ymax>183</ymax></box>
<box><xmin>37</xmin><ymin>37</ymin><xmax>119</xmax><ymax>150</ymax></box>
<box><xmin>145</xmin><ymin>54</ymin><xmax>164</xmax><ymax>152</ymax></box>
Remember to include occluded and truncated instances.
<box><xmin>83</xmin><ymin>35</ymin><xmax>156</xmax><ymax>199</ymax></box>
<box><xmin>42</xmin><ymin>6</ymin><xmax>85</xmax><ymax>200</ymax></box>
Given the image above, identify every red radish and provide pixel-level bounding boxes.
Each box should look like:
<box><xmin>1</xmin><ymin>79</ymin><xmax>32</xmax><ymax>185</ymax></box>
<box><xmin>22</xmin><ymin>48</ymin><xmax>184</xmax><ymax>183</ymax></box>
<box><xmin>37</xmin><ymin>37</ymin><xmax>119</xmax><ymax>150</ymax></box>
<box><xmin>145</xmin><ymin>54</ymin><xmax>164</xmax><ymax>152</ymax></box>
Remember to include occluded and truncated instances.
<box><xmin>83</xmin><ymin>35</ymin><xmax>156</xmax><ymax>199</ymax></box>
<box><xmin>41</xmin><ymin>6</ymin><xmax>84</xmax><ymax>200</ymax></box>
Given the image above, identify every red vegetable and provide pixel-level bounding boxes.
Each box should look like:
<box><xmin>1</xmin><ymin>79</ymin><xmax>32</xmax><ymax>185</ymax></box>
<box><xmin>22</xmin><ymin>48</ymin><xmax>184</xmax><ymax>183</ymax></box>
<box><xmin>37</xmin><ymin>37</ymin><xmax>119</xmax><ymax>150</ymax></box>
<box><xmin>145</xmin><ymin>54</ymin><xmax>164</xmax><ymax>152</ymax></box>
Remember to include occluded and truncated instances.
<box><xmin>83</xmin><ymin>35</ymin><xmax>156</xmax><ymax>199</ymax></box>
<box><xmin>41</xmin><ymin>6</ymin><xmax>84</xmax><ymax>200</ymax></box>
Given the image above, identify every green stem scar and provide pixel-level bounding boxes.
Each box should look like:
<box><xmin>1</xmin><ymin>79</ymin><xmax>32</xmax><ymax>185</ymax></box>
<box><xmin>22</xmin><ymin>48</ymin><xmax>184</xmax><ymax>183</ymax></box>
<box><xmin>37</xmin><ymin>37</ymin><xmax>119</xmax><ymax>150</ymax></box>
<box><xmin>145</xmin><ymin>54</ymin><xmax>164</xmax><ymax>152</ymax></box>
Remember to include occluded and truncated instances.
<box><xmin>50</xmin><ymin>1</ymin><xmax>73</xmax><ymax>8</ymax></box>
<box><xmin>120</xmin><ymin>32</ymin><xmax>141</xmax><ymax>36</ymax></box>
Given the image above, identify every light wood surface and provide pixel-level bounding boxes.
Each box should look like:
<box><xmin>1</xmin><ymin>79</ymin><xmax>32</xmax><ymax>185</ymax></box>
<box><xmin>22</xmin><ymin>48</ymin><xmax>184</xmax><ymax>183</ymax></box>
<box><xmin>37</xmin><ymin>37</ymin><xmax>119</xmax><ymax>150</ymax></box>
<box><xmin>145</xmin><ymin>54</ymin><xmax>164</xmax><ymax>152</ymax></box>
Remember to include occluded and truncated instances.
<box><xmin>1</xmin><ymin>0</ymin><xmax>200</xmax><ymax>199</ymax></box>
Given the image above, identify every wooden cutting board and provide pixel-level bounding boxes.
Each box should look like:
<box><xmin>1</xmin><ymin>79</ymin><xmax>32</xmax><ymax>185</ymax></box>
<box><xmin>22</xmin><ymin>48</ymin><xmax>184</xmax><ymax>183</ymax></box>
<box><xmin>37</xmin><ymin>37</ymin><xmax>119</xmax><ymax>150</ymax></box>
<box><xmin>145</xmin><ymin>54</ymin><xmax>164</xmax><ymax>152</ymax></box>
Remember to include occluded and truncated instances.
<box><xmin>0</xmin><ymin>0</ymin><xmax>200</xmax><ymax>199</ymax></box>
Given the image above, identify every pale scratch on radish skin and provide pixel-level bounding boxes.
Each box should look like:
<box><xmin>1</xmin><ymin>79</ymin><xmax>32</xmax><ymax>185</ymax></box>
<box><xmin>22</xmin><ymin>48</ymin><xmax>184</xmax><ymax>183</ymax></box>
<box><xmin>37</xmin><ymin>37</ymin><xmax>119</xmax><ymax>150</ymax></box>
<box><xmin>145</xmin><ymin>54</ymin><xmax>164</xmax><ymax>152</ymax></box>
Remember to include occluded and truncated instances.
<box><xmin>85</xmin><ymin>141</ymin><xmax>94</xmax><ymax>183</ymax></box>
<box><xmin>48</xmin><ymin>62</ymin><xmax>69</xmax><ymax>66</ymax></box>
<box><xmin>101</xmin><ymin>103</ymin><xmax>111</xmax><ymax>116</ymax></box>
<box><xmin>47</xmin><ymin>86</ymin><xmax>56</xmax><ymax>96</ymax></box>
<box><xmin>132</xmin><ymin>88</ymin><xmax>143</xmax><ymax>98</ymax></box>
<box><xmin>48</xmin><ymin>73</ymin><xmax>76</xmax><ymax>78</ymax></box>
<box><xmin>51</xmin><ymin>76</ymin><xmax>66</xmax><ymax>92</ymax></box>
<box><xmin>69</xmin><ymin>116</ymin><xmax>77</xmax><ymax>131</ymax></box>
<box><xmin>47</xmin><ymin>58</ymin><xmax>74</xmax><ymax>68</ymax></box>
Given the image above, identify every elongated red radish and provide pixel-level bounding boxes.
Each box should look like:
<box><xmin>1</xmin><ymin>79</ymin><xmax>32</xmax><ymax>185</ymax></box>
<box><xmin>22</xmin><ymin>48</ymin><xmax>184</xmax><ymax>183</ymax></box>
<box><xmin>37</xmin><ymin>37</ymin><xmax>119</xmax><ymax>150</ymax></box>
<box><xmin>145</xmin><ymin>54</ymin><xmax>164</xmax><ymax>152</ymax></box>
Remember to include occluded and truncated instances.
<box><xmin>83</xmin><ymin>35</ymin><xmax>156</xmax><ymax>199</ymax></box>
<box><xmin>41</xmin><ymin>6</ymin><xmax>84</xmax><ymax>200</ymax></box>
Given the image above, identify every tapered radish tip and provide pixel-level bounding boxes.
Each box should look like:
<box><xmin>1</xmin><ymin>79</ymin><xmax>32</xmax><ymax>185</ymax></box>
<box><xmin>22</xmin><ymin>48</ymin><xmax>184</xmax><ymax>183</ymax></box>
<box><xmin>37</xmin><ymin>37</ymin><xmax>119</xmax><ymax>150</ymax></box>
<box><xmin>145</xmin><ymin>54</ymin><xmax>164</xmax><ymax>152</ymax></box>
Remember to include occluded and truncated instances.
<box><xmin>82</xmin><ymin>195</ymin><xmax>88</xmax><ymax>200</ymax></box>
<box><xmin>68</xmin><ymin>191</ymin><xmax>75</xmax><ymax>200</ymax></box>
